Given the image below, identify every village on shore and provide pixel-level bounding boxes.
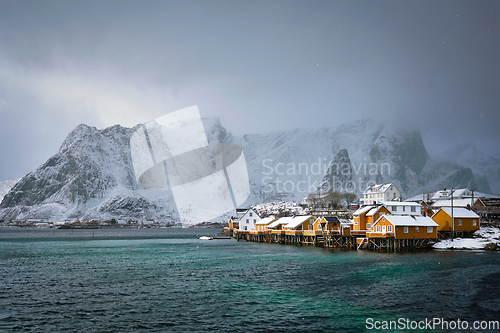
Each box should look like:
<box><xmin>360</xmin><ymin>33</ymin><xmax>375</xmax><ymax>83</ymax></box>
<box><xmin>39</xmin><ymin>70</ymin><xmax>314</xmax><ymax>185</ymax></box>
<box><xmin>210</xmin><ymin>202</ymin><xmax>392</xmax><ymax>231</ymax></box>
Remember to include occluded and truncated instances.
<box><xmin>224</xmin><ymin>184</ymin><xmax>500</xmax><ymax>252</ymax></box>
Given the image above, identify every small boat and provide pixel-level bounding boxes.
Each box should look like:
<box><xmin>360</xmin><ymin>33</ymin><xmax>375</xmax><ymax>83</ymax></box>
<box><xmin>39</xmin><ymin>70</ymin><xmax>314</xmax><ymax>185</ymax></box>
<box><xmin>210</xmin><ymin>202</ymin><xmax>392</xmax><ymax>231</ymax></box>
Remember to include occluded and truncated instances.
<box><xmin>198</xmin><ymin>236</ymin><xmax>213</xmax><ymax>240</ymax></box>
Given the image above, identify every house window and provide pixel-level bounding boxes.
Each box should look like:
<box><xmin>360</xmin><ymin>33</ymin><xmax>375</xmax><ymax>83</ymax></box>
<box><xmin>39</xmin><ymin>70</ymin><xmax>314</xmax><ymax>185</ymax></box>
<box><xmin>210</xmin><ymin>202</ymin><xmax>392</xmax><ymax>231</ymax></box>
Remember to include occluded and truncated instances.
<box><xmin>411</xmin><ymin>206</ymin><xmax>416</xmax><ymax>212</ymax></box>
<box><xmin>249</xmin><ymin>212</ymin><xmax>253</xmax><ymax>217</ymax></box>
<box><xmin>246</xmin><ymin>219</ymin><xmax>249</xmax><ymax>223</ymax></box>
<box><xmin>392</xmin><ymin>206</ymin><xmax>397</xmax><ymax>212</ymax></box>
<box><xmin>388</xmin><ymin>225</ymin><xmax>393</xmax><ymax>232</ymax></box>
<box><xmin>393</xmin><ymin>193</ymin><xmax>396</xmax><ymax>199</ymax></box>
<box><xmin>253</xmin><ymin>219</ymin><xmax>256</xmax><ymax>223</ymax></box>
<box><xmin>402</xmin><ymin>206</ymin><xmax>406</xmax><ymax>212</ymax></box>
<box><xmin>415</xmin><ymin>226</ymin><xmax>419</xmax><ymax>231</ymax></box>
<box><xmin>376</xmin><ymin>225</ymin><xmax>381</xmax><ymax>232</ymax></box>
<box><xmin>427</xmin><ymin>226</ymin><xmax>433</xmax><ymax>233</ymax></box>
<box><xmin>458</xmin><ymin>219</ymin><xmax>462</xmax><ymax>226</ymax></box>
<box><xmin>366</xmin><ymin>223</ymin><xmax>371</xmax><ymax>230</ymax></box>
<box><xmin>404</xmin><ymin>226</ymin><xmax>409</xmax><ymax>233</ymax></box>
<box><xmin>472</xmin><ymin>220</ymin><xmax>477</xmax><ymax>226</ymax></box>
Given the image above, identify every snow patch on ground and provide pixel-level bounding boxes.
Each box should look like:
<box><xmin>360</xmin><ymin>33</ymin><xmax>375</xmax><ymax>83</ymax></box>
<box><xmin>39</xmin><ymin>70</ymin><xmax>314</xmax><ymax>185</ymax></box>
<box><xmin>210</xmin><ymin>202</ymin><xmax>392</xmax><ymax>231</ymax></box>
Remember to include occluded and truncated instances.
<box><xmin>433</xmin><ymin>227</ymin><xmax>500</xmax><ymax>250</ymax></box>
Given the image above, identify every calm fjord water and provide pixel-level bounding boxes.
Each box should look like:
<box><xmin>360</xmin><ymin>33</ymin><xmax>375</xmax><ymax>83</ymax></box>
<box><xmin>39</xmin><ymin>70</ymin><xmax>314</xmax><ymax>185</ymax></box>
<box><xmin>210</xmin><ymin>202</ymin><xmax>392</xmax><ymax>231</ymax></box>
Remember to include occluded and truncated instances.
<box><xmin>1</xmin><ymin>228</ymin><xmax>499</xmax><ymax>332</ymax></box>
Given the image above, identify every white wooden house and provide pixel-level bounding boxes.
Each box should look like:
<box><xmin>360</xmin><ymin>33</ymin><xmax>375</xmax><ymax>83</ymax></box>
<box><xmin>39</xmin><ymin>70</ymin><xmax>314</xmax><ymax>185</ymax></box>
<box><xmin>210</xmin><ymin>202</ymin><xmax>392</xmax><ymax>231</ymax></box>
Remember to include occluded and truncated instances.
<box><xmin>361</xmin><ymin>183</ymin><xmax>401</xmax><ymax>206</ymax></box>
<box><xmin>237</xmin><ymin>208</ymin><xmax>262</xmax><ymax>232</ymax></box>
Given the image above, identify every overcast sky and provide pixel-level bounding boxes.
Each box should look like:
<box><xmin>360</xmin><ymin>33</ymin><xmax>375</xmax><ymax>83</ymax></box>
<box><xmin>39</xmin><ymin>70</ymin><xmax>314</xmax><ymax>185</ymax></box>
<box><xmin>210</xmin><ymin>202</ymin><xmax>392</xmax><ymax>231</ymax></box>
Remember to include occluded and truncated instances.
<box><xmin>0</xmin><ymin>0</ymin><xmax>498</xmax><ymax>181</ymax></box>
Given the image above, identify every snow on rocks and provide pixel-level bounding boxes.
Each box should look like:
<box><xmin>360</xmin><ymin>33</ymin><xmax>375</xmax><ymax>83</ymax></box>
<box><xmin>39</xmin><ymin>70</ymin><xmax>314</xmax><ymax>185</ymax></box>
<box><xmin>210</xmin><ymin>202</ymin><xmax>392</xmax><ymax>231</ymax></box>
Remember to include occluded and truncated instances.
<box><xmin>251</xmin><ymin>201</ymin><xmax>305</xmax><ymax>217</ymax></box>
<box><xmin>433</xmin><ymin>227</ymin><xmax>500</xmax><ymax>250</ymax></box>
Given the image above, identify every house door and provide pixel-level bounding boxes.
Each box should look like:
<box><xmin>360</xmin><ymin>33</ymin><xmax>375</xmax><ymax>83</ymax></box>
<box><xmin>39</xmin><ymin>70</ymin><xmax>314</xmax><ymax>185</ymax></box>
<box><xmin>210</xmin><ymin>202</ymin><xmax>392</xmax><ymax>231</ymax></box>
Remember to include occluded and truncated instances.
<box><xmin>382</xmin><ymin>226</ymin><xmax>386</xmax><ymax>233</ymax></box>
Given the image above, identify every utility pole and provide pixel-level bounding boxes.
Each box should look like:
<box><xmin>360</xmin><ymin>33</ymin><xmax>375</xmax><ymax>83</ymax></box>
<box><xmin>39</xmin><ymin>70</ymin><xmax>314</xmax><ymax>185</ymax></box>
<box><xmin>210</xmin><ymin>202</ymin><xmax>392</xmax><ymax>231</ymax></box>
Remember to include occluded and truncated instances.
<box><xmin>451</xmin><ymin>188</ymin><xmax>454</xmax><ymax>240</ymax></box>
<box><xmin>471</xmin><ymin>188</ymin><xmax>474</xmax><ymax>209</ymax></box>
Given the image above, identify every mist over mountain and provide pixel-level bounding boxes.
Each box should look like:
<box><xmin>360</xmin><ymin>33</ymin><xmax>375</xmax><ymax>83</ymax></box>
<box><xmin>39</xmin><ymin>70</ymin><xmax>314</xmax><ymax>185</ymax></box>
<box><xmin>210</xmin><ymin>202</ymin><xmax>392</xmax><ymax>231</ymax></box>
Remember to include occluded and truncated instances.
<box><xmin>434</xmin><ymin>142</ymin><xmax>499</xmax><ymax>195</ymax></box>
<box><xmin>0</xmin><ymin>118</ymin><xmax>497</xmax><ymax>224</ymax></box>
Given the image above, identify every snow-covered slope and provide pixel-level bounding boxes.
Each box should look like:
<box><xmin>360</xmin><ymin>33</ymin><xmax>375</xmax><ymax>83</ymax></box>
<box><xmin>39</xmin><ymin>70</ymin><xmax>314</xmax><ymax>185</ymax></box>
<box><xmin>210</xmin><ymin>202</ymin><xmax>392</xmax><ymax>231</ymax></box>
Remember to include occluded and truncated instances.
<box><xmin>0</xmin><ymin>117</ymin><xmax>495</xmax><ymax>223</ymax></box>
<box><xmin>434</xmin><ymin>142</ymin><xmax>500</xmax><ymax>195</ymax></box>
<box><xmin>0</xmin><ymin>179</ymin><xmax>18</xmax><ymax>203</ymax></box>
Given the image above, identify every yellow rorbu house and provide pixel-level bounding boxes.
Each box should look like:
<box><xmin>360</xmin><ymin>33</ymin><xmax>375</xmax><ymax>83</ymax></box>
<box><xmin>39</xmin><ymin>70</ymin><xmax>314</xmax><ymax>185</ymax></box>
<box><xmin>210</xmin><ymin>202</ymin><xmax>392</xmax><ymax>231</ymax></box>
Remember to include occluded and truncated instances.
<box><xmin>352</xmin><ymin>206</ymin><xmax>373</xmax><ymax>234</ymax></box>
<box><xmin>360</xmin><ymin>215</ymin><xmax>439</xmax><ymax>251</ymax></box>
<box><xmin>419</xmin><ymin>201</ymin><xmax>434</xmax><ymax>217</ymax></box>
<box><xmin>431</xmin><ymin>207</ymin><xmax>480</xmax><ymax>235</ymax></box>
<box><xmin>312</xmin><ymin>216</ymin><xmax>341</xmax><ymax>234</ymax></box>
<box><xmin>281</xmin><ymin>215</ymin><xmax>316</xmax><ymax>244</ymax></box>
<box><xmin>267</xmin><ymin>217</ymin><xmax>292</xmax><ymax>241</ymax></box>
<box><xmin>367</xmin><ymin>215</ymin><xmax>439</xmax><ymax>239</ymax></box>
<box><xmin>282</xmin><ymin>216</ymin><xmax>316</xmax><ymax>235</ymax></box>
<box><xmin>365</xmin><ymin>205</ymin><xmax>391</xmax><ymax>231</ymax></box>
<box><xmin>255</xmin><ymin>216</ymin><xmax>278</xmax><ymax>233</ymax></box>
<box><xmin>353</xmin><ymin>205</ymin><xmax>391</xmax><ymax>235</ymax></box>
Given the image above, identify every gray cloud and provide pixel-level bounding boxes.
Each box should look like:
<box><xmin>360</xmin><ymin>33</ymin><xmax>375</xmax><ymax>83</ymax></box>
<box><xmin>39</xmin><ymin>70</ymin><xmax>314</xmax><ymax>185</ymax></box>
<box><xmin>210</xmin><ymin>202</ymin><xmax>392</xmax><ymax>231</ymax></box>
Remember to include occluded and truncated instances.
<box><xmin>0</xmin><ymin>0</ymin><xmax>498</xmax><ymax>181</ymax></box>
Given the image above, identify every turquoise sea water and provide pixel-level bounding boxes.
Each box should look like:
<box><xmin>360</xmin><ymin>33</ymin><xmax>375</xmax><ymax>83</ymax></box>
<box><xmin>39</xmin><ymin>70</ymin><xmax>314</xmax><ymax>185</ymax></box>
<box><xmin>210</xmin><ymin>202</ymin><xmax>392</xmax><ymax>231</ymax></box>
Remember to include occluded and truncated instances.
<box><xmin>0</xmin><ymin>227</ymin><xmax>499</xmax><ymax>332</ymax></box>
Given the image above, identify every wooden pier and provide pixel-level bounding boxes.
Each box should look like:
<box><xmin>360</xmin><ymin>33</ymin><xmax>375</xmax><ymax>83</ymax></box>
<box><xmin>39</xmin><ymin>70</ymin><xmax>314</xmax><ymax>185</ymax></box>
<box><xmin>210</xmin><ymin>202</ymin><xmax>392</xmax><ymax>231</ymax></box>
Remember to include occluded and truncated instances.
<box><xmin>358</xmin><ymin>237</ymin><xmax>435</xmax><ymax>252</ymax></box>
<box><xmin>231</xmin><ymin>229</ymin><xmax>357</xmax><ymax>249</ymax></box>
<box><xmin>228</xmin><ymin>228</ymin><xmax>439</xmax><ymax>252</ymax></box>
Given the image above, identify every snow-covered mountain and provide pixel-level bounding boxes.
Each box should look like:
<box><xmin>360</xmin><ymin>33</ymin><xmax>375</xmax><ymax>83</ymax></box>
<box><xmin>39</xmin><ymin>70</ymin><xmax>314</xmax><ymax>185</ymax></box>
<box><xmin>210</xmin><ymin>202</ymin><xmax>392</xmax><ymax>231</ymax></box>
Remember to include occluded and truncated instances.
<box><xmin>0</xmin><ymin>124</ymin><xmax>179</xmax><ymax>223</ymax></box>
<box><xmin>0</xmin><ymin>179</ymin><xmax>18</xmax><ymax>203</ymax></box>
<box><xmin>434</xmin><ymin>142</ymin><xmax>500</xmax><ymax>195</ymax></box>
<box><xmin>0</xmin><ymin>118</ymin><xmax>496</xmax><ymax>224</ymax></box>
<box><xmin>241</xmin><ymin>118</ymin><xmax>489</xmax><ymax>204</ymax></box>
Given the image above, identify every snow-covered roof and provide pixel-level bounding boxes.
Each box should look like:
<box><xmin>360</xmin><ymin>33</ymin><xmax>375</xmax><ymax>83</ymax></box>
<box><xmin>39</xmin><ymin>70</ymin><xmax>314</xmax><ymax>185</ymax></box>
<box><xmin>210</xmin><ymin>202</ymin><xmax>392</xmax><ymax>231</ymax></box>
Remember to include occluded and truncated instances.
<box><xmin>439</xmin><ymin>207</ymin><xmax>479</xmax><ymax>219</ymax></box>
<box><xmin>268</xmin><ymin>217</ymin><xmax>295</xmax><ymax>229</ymax></box>
<box><xmin>404</xmin><ymin>194</ymin><xmax>428</xmax><ymax>202</ymax></box>
<box><xmin>363</xmin><ymin>183</ymin><xmax>396</xmax><ymax>195</ymax></box>
<box><xmin>233</xmin><ymin>208</ymin><xmax>260</xmax><ymax>221</ymax></box>
<box><xmin>380</xmin><ymin>201</ymin><xmax>421</xmax><ymax>207</ymax></box>
<box><xmin>256</xmin><ymin>217</ymin><xmax>278</xmax><ymax>225</ymax></box>
<box><xmin>366</xmin><ymin>206</ymin><xmax>388</xmax><ymax>217</ymax></box>
<box><xmin>405</xmin><ymin>189</ymin><xmax>493</xmax><ymax>203</ymax></box>
<box><xmin>353</xmin><ymin>206</ymin><xmax>374</xmax><ymax>216</ymax></box>
<box><xmin>431</xmin><ymin>188</ymin><xmax>471</xmax><ymax>200</ymax></box>
<box><xmin>431</xmin><ymin>198</ymin><xmax>481</xmax><ymax>208</ymax></box>
<box><xmin>284</xmin><ymin>216</ymin><xmax>315</xmax><ymax>229</ymax></box>
<box><xmin>377</xmin><ymin>215</ymin><xmax>438</xmax><ymax>227</ymax></box>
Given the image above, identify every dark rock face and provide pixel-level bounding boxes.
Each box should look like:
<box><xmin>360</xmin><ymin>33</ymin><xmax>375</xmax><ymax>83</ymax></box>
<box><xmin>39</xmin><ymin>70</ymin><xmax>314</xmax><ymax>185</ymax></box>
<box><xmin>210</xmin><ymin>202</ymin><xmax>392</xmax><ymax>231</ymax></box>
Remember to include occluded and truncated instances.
<box><xmin>392</xmin><ymin>131</ymin><xmax>430</xmax><ymax>176</ymax></box>
<box><xmin>434</xmin><ymin>167</ymin><xmax>478</xmax><ymax>191</ymax></box>
<box><xmin>319</xmin><ymin>149</ymin><xmax>354</xmax><ymax>192</ymax></box>
<box><xmin>389</xmin><ymin>131</ymin><xmax>430</xmax><ymax>193</ymax></box>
